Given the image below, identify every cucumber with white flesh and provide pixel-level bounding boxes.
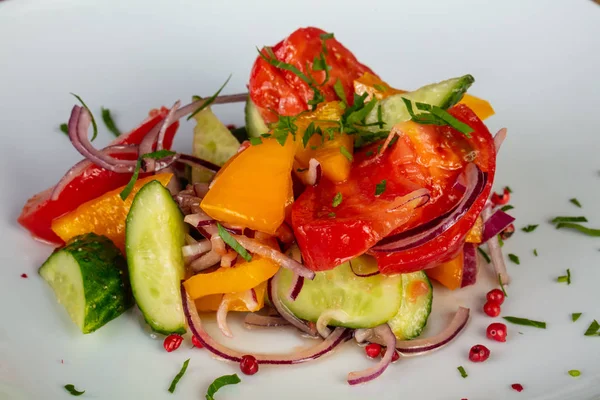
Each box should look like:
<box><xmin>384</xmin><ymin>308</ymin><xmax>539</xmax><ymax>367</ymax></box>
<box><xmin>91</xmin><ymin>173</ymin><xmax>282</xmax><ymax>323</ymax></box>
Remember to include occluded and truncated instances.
<box><xmin>126</xmin><ymin>180</ymin><xmax>187</xmax><ymax>334</ymax></box>
<box><xmin>277</xmin><ymin>260</ymin><xmax>404</xmax><ymax>329</ymax></box>
<box><xmin>245</xmin><ymin>97</ymin><xmax>269</xmax><ymax>138</ymax></box>
<box><xmin>365</xmin><ymin>74</ymin><xmax>474</xmax><ymax>130</ymax></box>
<box><xmin>192</xmin><ymin>105</ymin><xmax>240</xmax><ymax>183</ymax></box>
<box><xmin>39</xmin><ymin>233</ymin><xmax>133</xmax><ymax>334</ymax></box>
<box><xmin>387</xmin><ymin>271</ymin><xmax>433</xmax><ymax>340</ymax></box>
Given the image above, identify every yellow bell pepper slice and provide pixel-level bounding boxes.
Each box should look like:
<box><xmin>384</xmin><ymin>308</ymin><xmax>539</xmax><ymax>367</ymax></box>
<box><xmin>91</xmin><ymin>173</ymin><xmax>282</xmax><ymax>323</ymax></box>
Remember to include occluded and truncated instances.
<box><xmin>354</xmin><ymin>72</ymin><xmax>495</xmax><ymax>121</ymax></box>
<box><xmin>426</xmin><ymin>250</ymin><xmax>464</xmax><ymax>291</ymax></box>
<box><xmin>201</xmin><ymin>137</ymin><xmax>296</xmax><ymax>234</ymax></box>
<box><xmin>195</xmin><ymin>281</ymin><xmax>267</xmax><ymax>312</ymax></box>
<box><xmin>51</xmin><ymin>174</ymin><xmax>173</xmax><ymax>253</ymax></box>
<box><xmin>465</xmin><ymin>216</ymin><xmax>484</xmax><ymax>244</ymax></box>
<box><xmin>183</xmin><ymin>256</ymin><xmax>279</xmax><ymax>300</ymax></box>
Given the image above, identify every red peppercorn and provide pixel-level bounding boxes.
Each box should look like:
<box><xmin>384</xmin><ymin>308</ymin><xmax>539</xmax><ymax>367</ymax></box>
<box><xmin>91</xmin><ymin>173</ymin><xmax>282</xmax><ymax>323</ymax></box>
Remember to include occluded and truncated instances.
<box><xmin>240</xmin><ymin>355</ymin><xmax>259</xmax><ymax>375</ymax></box>
<box><xmin>486</xmin><ymin>322</ymin><xmax>508</xmax><ymax>342</ymax></box>
<box><xmin>511</xmin><ymin>383</ymin><xmax>524</xmax><ymax>392</ymax></box>
<box><xmin>483</xmin><ymin>301</ymin><xmax>501</xmax><ymax>317</ymax></box>
<box><xmin>191</xmin><ymin>335</ymin><xmax>204</xmax><ymax>349</ymax></box>
<box><xmin>468</xmin><ymin>344</ymin><xmax>490</xmax><ymax>362</ymax></box>
<box><xmin>500</xmin><ymin>223</ymin><xmax>515</xmax><ymax>240</ymax></box>
<box><xmin>391</xmin><ymin>349</ymin><xmax>400</xmax><ymax>363</ymax></box>
<box><xmin>491</xmin><ymin>187</ymin><xmax>510</xmax><ymax>206</ymax></box>
<box><xmin>20</xmin><ymin>273</ymin><xmax>28</xmax><ymax>278</ymax></box>
<box><xmin>163</xmin><ymin>334</ymin><xmax>183</xmax><ymax>352</ymax></box>
<box><xmin>486</xmin><ymin>289</ymin><xmax>505</xmax><ymax>305</ymax></box>
<box><xmin>365</xmin><ymin>343</ymin><xmax>381</xmax><ymax>358</ymax></box>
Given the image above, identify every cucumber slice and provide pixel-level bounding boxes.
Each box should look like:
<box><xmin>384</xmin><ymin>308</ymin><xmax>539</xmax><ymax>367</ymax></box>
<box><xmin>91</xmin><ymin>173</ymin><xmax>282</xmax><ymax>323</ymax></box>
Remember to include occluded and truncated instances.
<box><xmin>192</xmin><ymin>106</ymin><xmax>240</xmax><ymax>183</ymax></box>
<box><xmin>39</xmin><ymin>233</ymin><xmax>133</xmax><ymax>334</ymax></box>
<box><xmin>366</xmin><ymin>75</ymin><xmax>474</xmax><ymax>130</ymax></box>
<box><xmin>245</xmin><ymin>97</ymin><xmax>269</xmax><ymax>138</ymax></box>
<box><xmin>387</xmin><ymin>271</ymin><xmax>433</xmax><ymax>340</ymax></box>
<box><xmin>126</xmin><ymin>180</ymin><xmax>186</xmax><ymax>334</ymax></box>
<box><xmin>277</xmin><ymin>261</ymin><xmax>403</xmax><ymax>329</ymax></box>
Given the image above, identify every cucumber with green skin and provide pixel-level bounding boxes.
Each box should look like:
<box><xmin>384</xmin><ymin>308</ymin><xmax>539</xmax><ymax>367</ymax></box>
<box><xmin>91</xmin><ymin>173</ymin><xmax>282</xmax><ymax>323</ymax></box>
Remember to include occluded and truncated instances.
<box><xmin>39</xmin><ymin>233</ymin><xmax>133</xmax><ymax>334</ymax></box>
<box><xmin>388</xmin><ymin>271</ymin><xmax>433</xmax><ymax>340</ymax></box>
<box><xmin>244</xmin><ymin>97</ymin><xmax>270</xmax><ymax>139</ymax></box>
<box><xmin>126</xmin><ymin>180</ymin><xmax>187</xmax><ymax>335</ymax></box>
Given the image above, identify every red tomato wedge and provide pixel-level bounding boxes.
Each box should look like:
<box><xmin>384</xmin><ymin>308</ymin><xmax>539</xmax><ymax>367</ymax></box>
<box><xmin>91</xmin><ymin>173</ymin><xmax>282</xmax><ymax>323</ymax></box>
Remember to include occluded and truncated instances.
<box><xmin>249</xmin><ymin>27</ymin><xmax>376</xmax><ymax>123</ymax></box>
<box><xmin>18</xmin><ymin>108</ymin><xmax>179</xmax><ymax>244</ymax></box>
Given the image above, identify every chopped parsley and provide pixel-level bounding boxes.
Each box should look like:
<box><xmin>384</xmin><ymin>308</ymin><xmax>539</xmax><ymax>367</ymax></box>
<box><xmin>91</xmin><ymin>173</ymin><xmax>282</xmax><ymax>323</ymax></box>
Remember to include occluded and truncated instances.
<box><xmin>478</xmin><ymin>247</ymin><xmax>491</xmax><ymax>263</ymax></box>
<box><xmin>64</xmin><ymin>384</ymin><xmax>85</xmax><ymax>396</ymax></box>
<box><xmin>533</xmin><ymin>248</ymin><xmax>538</xmax><ymax>257</ymax></box>
<box><xmin>521</xmin><ymin>224</ymin><xmax>538</xmax><ymax>233</ymax></box>
<box><xmin>554</xmin><ymin>222</ymin><xmax>600</xmax><ymax>237</ymax></box>
<box><xmin>327</xmin><ymin>212</ymin><xmax>336</xmax><ymax>218</ymax></box>
<box><xmin>59</xmin><ymin>123</ymin><xmax>68</xmax><ymax>135</ymax></box>
<box><xmin>206</xmin><ymin>374</ymin><xmax>241</xmax><ymax>400</ymax></box>
<box><xmin>101</xmin><ymin>107</ymin><xmax>121</xmax><ymax>136</ymax></box>
<box><xmin>584</xmin><ymin>320</ymin><xmax>600</xmax><ymax>336</ymax></box>
<box><xmin>557</xmin><ymin>269</ymin><xmax>571</xmax><ymax>285</ymax></box>
<box><xmin>340</xmin><ymin>145</ymin><xmax>353</xmax><ymax>161</ymax></box>
<box><xmin>498</xmin><ymin>274</ymin><xmax>508</xmax><ymax>297</ymax></box>
<box><xmin>508</xmin><ymin>253</ymin><xmax>520</xmax><ymax>265</ymax></box>
<box><xmin>333</xmin><ymin>79</ymin><xmax>348</xmax><ymax>105</ymax></box>
<box><xmin>498</xmin><ymin>236</ymin><xmax>504</xmax><ymax>247</ymax></box>
<box><xmin>570</xmin><ymin>198</ymin><xmax>582</xmax><ymax>208</ymax></box>
<box><xmin>302</xmin><ymin>122</ymin><xmax>319</xmax><ymax>147</ymax></box>
<box><xmin>375</xmin><ymin>179</ymin><xmax>387</xmax><ymax>196</ymax></box>
<box><xmin>119</xmin><ymin>150</ymin><xmax>176</xmax><ymax>200</ymax></box>
<box><xmin>551</xmin><ymin>216</ymin><xmax>588</xmax><ymax>224</ymax></box>
<box><xmin>319</xmin><ymin>32</ymin><xmax>334</xmax><ymax>54</ymax></box>
<box><xmin>71</xmin><ymin>93</ymin><xmax>99</xmax><ymax>141</ymax></box>
<box><xmin>572</xmin><ymin>313</ymin><xmax>582</xmax><ymax>322</ymax></box>
<box><xmin>270</xmin><ymin>115</ymin><xmax>299</xmax><ymax>146</ymax></box>
<box><xmin>188</xmin><ymin>74</ymin><xmax>232</xmax><ymax>120</ymax></box>
<box><xmin>503</xmin><ymin>316</ymin><xmax>547</xmax><ymax>329</ymax></box>
<box><xmin>457</xmin><ymin>366</ymin><xmax>468</xmax><ymax>378</ymax></box>
<box><xmin>217</xmin><ymin>223</ymin><xmax>252</xmax><ymax>262</ymax></box>
<box><xmin>402</xmin><ymin>97</ymin><xmax>473</xmax><ymax>137</ymax></box>
<box><xmin>500</xmin><ymin>204</ymin><xmax>514</xmax><ymax>212</ymax></box>
<box><xmin>332</xmin><ymin>192</ymin><xmax>343</xmax><ymax>208</ymax></box>
<box><xmin>505</xmin><ymin>186</ymin><xmax>513</xmax><ymax>193</ymax></box>
<box><xmin>249</xmin><ymin>137</ymin><xmax>262</xmax><ymax>146</ymax></box>
<box><xmin>168</xmin><ymin>358</ymin><xmax>190</xmax><ymax>393</ymax></box>
<box><xmin>568</xmin><ymin>370</ymin><xmax>581</xmax><ymax>377</ymax></box>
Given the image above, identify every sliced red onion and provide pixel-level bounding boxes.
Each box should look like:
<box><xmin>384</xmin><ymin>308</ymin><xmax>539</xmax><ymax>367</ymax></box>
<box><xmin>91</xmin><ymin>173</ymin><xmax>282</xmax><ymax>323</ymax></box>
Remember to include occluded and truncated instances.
<box><xmin>173</xmin><ymin>93</ymin><xmax>249</xmax><ymax>120</ymax></box>
<box><xmin>141</xmin><ymin>101</ymin><xmax>180</xmax><ymax>172</ymax></box>
<box><xmin>216</xmin><ymin>296</ymin><xmax>233</xmax><ymax>338</ymax></box>
<box><xmin>157</xmin><ymin>100</ymin><xmax>180</xmax><ymax>151</ymax></box>
<box><xmin>221</xmin><ymin>223</ymin><xmax>244</xmax><ymax>235</ymax></box>
<box><xmin>347</xmin><ymin>324</ymin><xmax>396</xmax><ymax>385</ymax></box>
<box><xmin>354</xmin><ymin>328</ymin><xmax>374</xmax><ymax>344</ymax></box>
<box><xmin>394</xmin><ymin>307</ymin><xmax>470</xmax><ymax>355</ymax></box>
<box><xmin>193</xmin><ymin>182</ymin><xmax>210</xmax><ymax>198</ymax></box>
<box><xmin>244</xmin><ymin>313</ymin><xmax>290</xmax><ymax>329</ymax></box>
<box><xmin>286</xmin><ymin>274</ymin><xmax>304</xmax><ymax>302</ymax></box>
<box><xmin>234</xmin><ymin>235</ymin><xmax>315</xmax><ymax>279</ymax></box>
<box><xmin>220</xmin><ymin>250</ymin><xmax>238</xmax><ymax>268</ymax></box>
<box><xmin>482</xmin><ymin>206</ymin><xmax>511</xmax><ymax>285</ymax></box>
<box><xmin>184</xmin><ymin>234</ymin><xmax>198</xmax><ymax>246</ymax></box>
<box><xmin>349</xmin><ymin>256</ymin><xmax>381</xmax><ymax>277</ymax></box>
<box><xmin>211</xmin><ymin>235</ymin><xmax>227</xmax><ymax>256</ymax></box>
<box><xmin>182</xmin><ymin>283</ymin><xmax>348</xmax><ymax>364</ymax></box>
<box><xmin>275</xmin><ymin>223</ymin><xmax>295</xmax><ymax>245</ymax></box>
<box><xmin>373</xmin><ymin>164</ymin><xmax>486</xmax><ymax>252</ymax></box>
<box><xmin>305</xmin><ymin>158</ymin><xmax>322</xmax><ymax>186</ymax></box>
<box><xmin>184</xmin><ymin>212</ymin><xmax>215</xmax><ymax>229</ymax></box>
<box><xmin>268</xmin><ymin>275</ymin><xmax>319</xmax><ymax>337</ymax></box>
<box><xmin>480</xmin><ymin>209</ymin><xmax>515</xmax><ymax>243</ymax></box>
<box><xmin>190</xmin><ymin>249</ymin><xmax>221</xmax><ymax>272</ymax></box>
<box><xmin>176</xmin><ymin>153</ymin><xmax>220</xmax><ymax>172</ymax></box>
<box><xmin>182</xmin><ymin>240</ymin><xmax>212</xmax><ymax>259</ymax></box>
<box><xmin>316</xmin><ymin>310</ymin><xmax>350</xmax><ymax>338</ymax></box>
<box><xmin>461</xmin><ymin>243</ymin><xmax>478</xmax><ymax>288</ymax></box>
<box><xmin>494</xmin><ymin>128</ymin><xmax>507</xmax><ymax>153</ymax></box>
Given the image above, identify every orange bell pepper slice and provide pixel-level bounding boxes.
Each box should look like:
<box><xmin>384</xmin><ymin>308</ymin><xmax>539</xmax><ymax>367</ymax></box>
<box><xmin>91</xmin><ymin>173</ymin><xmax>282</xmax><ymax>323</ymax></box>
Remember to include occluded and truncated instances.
<box><xmin>465</xmin><ymin>216</ymin><xmax>484</xmax><ymax>243</ymax></box>
<box><xmin>183</xmin><ymin>256</ymin><xmax>279</xmax><ymax>300</ymax></box>
<box><xmin>354</xmin><ymin>72</ymin><xmax>495</xmax><ymax>121</ymax></box>
<box><xmin>51</xmin><ymin>174</ymin><xmax>173</xmax><ymax>253</ymax></box>
<box><xmin>195</xmin><ymin>281</ymin><xmax>267</xmax><ymax>312</ymax></box>
<box><xmin>426</xmin><ymin>250</ymin><xmax>464</xmax><ymax>290</ymax></box>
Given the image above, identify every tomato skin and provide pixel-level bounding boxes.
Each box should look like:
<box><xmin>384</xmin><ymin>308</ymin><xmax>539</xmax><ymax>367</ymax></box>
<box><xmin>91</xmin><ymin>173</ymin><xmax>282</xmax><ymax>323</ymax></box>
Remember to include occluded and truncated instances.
<box><xmin>249</xmin><ymin>27</ymin><xmax>375</xmax><ymax>123</ymax></box>
<box><xmin>17</xmin><ymin>108</ymin><xmax>179</xmax><ymax>244</ymax></box>
<box><xmin>370</xmin><ymin>104</ymin><xmax>496</xmax><ymax>274</ymax></box>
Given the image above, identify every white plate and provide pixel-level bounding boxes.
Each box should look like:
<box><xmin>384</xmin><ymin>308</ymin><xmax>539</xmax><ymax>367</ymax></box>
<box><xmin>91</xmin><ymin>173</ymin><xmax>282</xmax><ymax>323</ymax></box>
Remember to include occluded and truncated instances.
<box><xmin>1</xmin><ymin>1</ymin><xmax>600</xmax><ymax>399</ymax></box>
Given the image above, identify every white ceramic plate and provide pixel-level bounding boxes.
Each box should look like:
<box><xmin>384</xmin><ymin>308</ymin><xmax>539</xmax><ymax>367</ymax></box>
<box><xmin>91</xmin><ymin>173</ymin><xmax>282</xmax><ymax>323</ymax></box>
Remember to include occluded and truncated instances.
<box><xmin>1</xmin><ymin>1</ymin><xmax>600</xmax><ymax>399</ymax></box>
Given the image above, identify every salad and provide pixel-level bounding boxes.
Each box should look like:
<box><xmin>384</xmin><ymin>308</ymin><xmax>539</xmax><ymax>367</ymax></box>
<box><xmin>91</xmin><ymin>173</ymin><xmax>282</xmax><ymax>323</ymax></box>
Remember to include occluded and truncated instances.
<box><xmin>19</xmin><ymin>26</ymin><xmax>514</xmax><ymax>391</ymax></box>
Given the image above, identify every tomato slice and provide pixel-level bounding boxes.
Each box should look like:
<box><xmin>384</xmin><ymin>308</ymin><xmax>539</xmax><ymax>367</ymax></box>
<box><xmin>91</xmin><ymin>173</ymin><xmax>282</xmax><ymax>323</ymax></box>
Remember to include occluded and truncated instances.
<box><xmin>249</xmin><ymin>27</ymin><xmax>376</xmax><ymax>123</ymax></box>
<box><xmin>18</xmin><ymin>108</ymin><xmax>179</xmax><ymax>244</ymax></box>
<box><xmin>369</xmin><ymin>104</ymin><xmax>496</xmax><ymax>274</ymax></box>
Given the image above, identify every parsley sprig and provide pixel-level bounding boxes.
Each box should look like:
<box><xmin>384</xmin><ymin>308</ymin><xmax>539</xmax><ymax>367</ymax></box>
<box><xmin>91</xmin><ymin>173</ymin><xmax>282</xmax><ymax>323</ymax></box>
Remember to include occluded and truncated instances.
<box><xmin>206</xmin><ymin>374</ymin><xmax>241</xmax><ymax>400</ymax></box>
<box><xmin>402</xmin><ymin>97</ymin><xmax>473</xmax><ymax>137</ymax></box>
<box><xmin>119</xmin><ymin>149</ymin><xmax>177</xmax><ymax>200</ymax></box>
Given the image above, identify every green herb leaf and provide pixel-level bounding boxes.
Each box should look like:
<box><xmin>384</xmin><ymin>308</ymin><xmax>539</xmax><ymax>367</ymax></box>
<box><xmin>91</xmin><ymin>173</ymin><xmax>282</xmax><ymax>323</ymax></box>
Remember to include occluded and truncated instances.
<box><xmin>59</xmin><ymin>123</ymin><xmax>69</xmax><ymax>135</ymax></box>
<box><xmin>206</xmin><ymin>374</ymin><xmax>241</xmax><ymax>400</ymax></box>
<box><xmin>505</xmin><ymin>186</ymin><xmax>513</xmax><ymax>193</ymax></box>
<box><xmin>457</xmin><ymin>366</ymin><xmax>468</xmax><ymax>378</ymax></box>
<box><xmin>365</xmin><ymin>150</ymin><xmax>374</xmax><ymax>157</ymax></box>
<box><xmin>508</xmin><ymin>253</ymin><xmax>520</xmax><ymax>265</ymax></box>
<box><xmin>101</xmin><ymin>107</ymin><xmax>121</xmax><ymax>136</ymax></box>
<box><xmin>188</xmin><ymin>74</ymin><xmax>232</xmax><ymax>120</ymax></box>
<box><xmin>64</xmin><ymin>384</ymin><xmax>85</xmax><ymax>396</ymax></box>
<box><xmin>402</xmin><ymin>98</ymin><xmax>473</xmax><ymax>137</ymax></box>
<box><xmin>270</xmin><ymin>115</ymin><xmax>298</xmax><ymax>146</ymax></box>
<box><xmin>303</xmin><ymin>122</ymin><xmax>316</xmax><ymax>147</ymax></box>
<box><xmin>557</xmin><ymin>269</ymin><xmax>571</xmax><ymax>285</ymax></box>
<box><xmin>319</xmin><ymin>32</ymin><xmax>335</xmax><ymax>41</ymax></box>
<box><xmin>249</xmin><ymin>137</ymin><xmax>262</xmax><ymax>146</ymax></box>
<box><xmin>374</xmin><ymin>179</ymin><xmax>387</xmax><ymax>196</ymax></box>
<box><xmin>71</xmin><ymin>93</ymin><xmax>99</xmax><ymax>141</ymax></box>
<box><xmin>533</xmin><ymin>248</ymin><xmax>538</xmax><ymax>256</ymax></box>
<box><xmin>497</xmin><ymin>235</ymin><xmax>504</xmax><ymax>247</ymax></box>
<box><xmin>119</xmin><ymin>159</ymin><xmax>142</xmax><ymax>201</ymax></box>
<box><xmin>333</xmin><ymin>79</ymin><xmax>348</xmax><ymax>106</ymax></box>
<box><xmin>551</xmin><ymin>216</ymin><xmax>588</xmax><ymax>224</ymax></box>
<box><xmin>555</xmin><ymin>222</ymin><xmax>600</xmax><ymax>237</ymax></box>
<box><xmin>572</xmin><ymin>313</ymin><xmax>582</xmax><ymax>322</ymax></box>
<box><xmin>498</xmin><ymin>274</ymin><xmax>508</xmax><ymax>297</ymax></box>
<box><xmin>332</xmin><ymin>192</ymin><xmax>343</xmax><ymax>208</ymax></box>
<box><xmin>500</xmin><ymin>205</ymin><xmax>514</xmax><ymax>212</ymax></box>
<box><xmin>428</xmin><ymin>106</ymin><xmax>474</xmax><ymax>137</ymax></box>
<box><xmin>584</xmin><ymin>320</ymin><xmax>600</xmax><ymax>336</ymax></box>
<box><xmin>217</xmin><ymin>223</ymin><xmax>252</xmax><ymax>262</ymax></box>
<box><xmin>503</xmin><ymin>316</ymin><xmax>547</xmax><ymax>329</ymax></box>
<box><xmin>340</xmin><ymin>146</ymin><xmax>353</xmax><ymax>162</ymax></box>
<box><xmin>168</xmin><ymin>358</ymin><xmax>190</xmax><ymax>393</ymax></box>
<box><xmin>328</xmin><ymin>212</ymin><xmax>336</xmax><ymax>218</ymax></box>
<box><xmin>522</xmin><ymin>224</ymin><xmax>539</xmax><ymax>233</ymax></box>
<box><xmin>373</xmin><ymin>84</ymin><xmax>387</xmax><ymax>92</ymax></box>
<box><xmin>568</xmin><ymin>370</ymin><xmax>581</xmax><ymax>377</ymax></box>
<box><xmin>478</xmin><ymin>247</ymin><xmax>491</xmax><ymax>263</ymax></box>
<box><xmin>312</xmin><ymin>54</ymin><xmax>329</xmax><ymax>72</ymax></box>
<box><xmin>570</xmin><ymin>198</ymin><xmax>582</xmax><ymax>208</ymax></box>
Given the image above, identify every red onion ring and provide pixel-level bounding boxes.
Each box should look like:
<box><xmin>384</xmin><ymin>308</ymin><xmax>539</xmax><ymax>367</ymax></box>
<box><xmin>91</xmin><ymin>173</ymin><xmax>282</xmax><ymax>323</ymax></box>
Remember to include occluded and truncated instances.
<box><xmin>216</xmin><ymin>296</ymin><xmax>233</xmax><ymax>338</ymax></box>
<box><xmin>220</xmin><ymin>250</ymin><xmax>238</xmax><ymax>268</ymax></box>
<box><xmin>494</xmin><ymin>128</ymin><xmax>507</xmax><ymax>153</ymax></box>
<box><xmin>182</xmin><ymin>283</ymin><xmax>349</xmax><ymax>364</ymax></box>
<box><xmin>482</xmin><ymin>205</ymin><xmax>510</xmax><ymax>285</ymax></box>
<box><xmin>460</xmin><ymin>243</ymin><xmax>478</xmax><ymax>288</ymax></box>
<box><xmin>347</xmin><ymin>324</ymin><xmax>396</xmax><ymax>385</ymax></box>
<box><xmin>182</xmin><ymin>240</ymin><xmax>212</xmax><ymax>259</ymax></box>
<box><xmin>268</xmin><ymin>275</ymin><xmax>319</xmax><ymax>337</ymax></box>
<box><xmin>189</xmin><ymin>249</ymin><xmax>221</xmax><ymax>272</ymax></box>
<box><xmin>349</xmin><ymin>256</ymin><xmax>381</xmax><ymax>278</ymax></box>
<box><xmin>316</xmin><ymin>310</ymin><xmax>351</xmax><ymax>338</ymax></box>
<box><xmin>244</xmin><ymin>313</ymin><xmax>290</xmax><ymax>329</ymax></box>
<box><xmin>211</xmin><ymin>235</ymin><xmax>227</xmax><ymax>256</ymax></box>
<box><xmin>275</xmin><ymin>223</ymin><xmax>295</xmax><ymax>245</ymax></box>
<box><xmin>176</xmin><ymin>153</ymin><xmax>221</xmax><ymax>173</ymax></box>
<box><xmin>373</xmin><ymin>164</ymin><xmax>486</xmax><ymax>252</ymax></box>
<box><xmin>286</xmin><ymin>274</ymin><xmax>304</xmax><ymax>302</ymax></box>
<box><xmin>174</xmin><ymin>93</ymin><xmax>249</xmax><ymax>120</ymax></box>
<box><xmin>305</xmin><ymin>158</ymin><xmax>322</xmax><ymax>186</ymax></box>
<box><xmin>184</xmin><ymin>212</ymin><xmax>215</xmax><ymax>229</ymax></box>
<box><xmin>193</xmin><ymin>182</ymin><xmax>210</xmax><ymax>198</ymax></box>
<box><xmin>480</xmin><ymin>209</ymin><xmax>515</xmax><ymax>243</ymax></box>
